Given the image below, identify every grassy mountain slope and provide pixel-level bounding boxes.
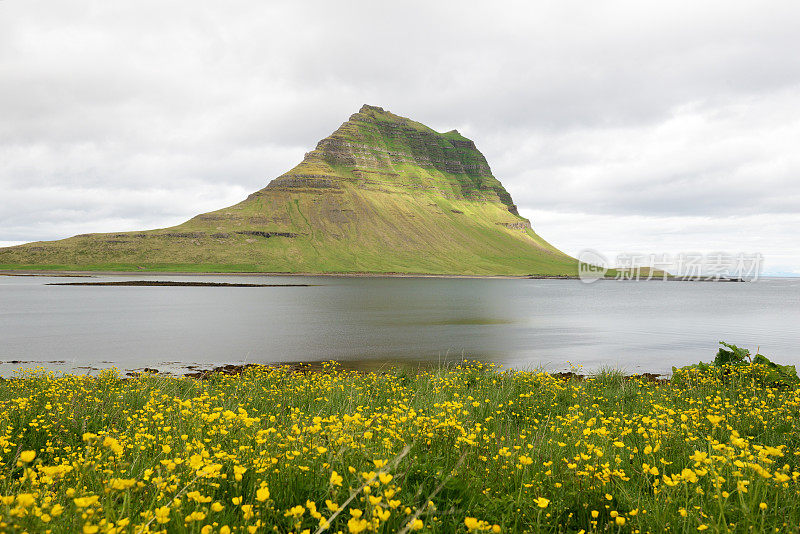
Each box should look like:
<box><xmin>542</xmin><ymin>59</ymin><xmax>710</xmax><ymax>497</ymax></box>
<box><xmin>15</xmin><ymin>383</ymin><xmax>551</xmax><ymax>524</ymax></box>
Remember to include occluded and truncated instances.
<box><xmin>0</xmin><ymin>105</ymin><xmax>578</xmax><ymax>275</ymax></box>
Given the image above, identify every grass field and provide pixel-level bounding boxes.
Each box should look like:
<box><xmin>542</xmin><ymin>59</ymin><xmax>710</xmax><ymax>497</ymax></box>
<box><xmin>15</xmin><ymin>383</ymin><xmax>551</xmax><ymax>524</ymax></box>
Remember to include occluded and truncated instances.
<box><xmin>0</xmin><ymin>186</ymin><xmax>577</xmax><ymax>277</ymax></box>
<box><xmin>1</xmin><ymin>362</ymin><xmax>798</xmax><ymax>533</ymax></box>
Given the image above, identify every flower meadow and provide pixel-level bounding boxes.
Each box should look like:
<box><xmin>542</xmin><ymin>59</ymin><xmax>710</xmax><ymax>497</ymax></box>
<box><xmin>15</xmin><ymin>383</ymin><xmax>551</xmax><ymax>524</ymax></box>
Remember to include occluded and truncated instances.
<box><xmin>1</xmin><ymin>362</ymin><xmax>799</xmax><ymax>533</ymax></box>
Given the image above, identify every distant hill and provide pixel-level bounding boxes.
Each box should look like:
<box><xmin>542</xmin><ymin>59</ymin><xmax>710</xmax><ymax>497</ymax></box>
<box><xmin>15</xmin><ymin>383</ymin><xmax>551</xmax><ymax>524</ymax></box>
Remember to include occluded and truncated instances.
<box><xmin>0</xmin><ymin>105</ymin><xmax>578</xmax><ymax>276</ymax></box>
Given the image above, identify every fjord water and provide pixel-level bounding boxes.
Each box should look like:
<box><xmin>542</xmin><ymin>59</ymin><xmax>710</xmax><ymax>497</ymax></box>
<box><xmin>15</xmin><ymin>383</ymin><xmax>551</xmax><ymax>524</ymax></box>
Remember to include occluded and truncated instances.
<box><xmin>1</xmin><ymin>275</ymin><xmax>798</xmax><ymax>377</ymax></box>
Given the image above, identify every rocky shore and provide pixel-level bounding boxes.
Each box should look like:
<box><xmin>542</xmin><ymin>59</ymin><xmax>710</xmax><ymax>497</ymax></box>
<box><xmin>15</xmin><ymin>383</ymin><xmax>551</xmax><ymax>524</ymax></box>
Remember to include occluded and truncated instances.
<box><xmin>45</xmin><ymin>280</ymin><xmax>312</xmax><ymax>287</ymax></box>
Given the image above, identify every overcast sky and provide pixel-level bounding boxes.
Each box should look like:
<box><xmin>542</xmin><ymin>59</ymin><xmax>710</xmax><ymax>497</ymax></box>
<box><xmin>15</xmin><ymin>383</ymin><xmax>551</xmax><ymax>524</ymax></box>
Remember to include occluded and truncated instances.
<box><xmin>1</xmin><ymin>1</ymin><xmax>799</xmax><ymax>274</ymax></box>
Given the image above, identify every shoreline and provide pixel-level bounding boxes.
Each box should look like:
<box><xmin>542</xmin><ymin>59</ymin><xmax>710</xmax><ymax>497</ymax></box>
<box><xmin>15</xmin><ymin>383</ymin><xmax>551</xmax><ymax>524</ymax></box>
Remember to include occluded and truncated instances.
<box><xmin>0</xmin><ymin>361</ymin><xmax>671</xmax><ymax>381</ymax></box>
<box><xmin>0</xmin><ymin>269</ymin><xmax>748</xmax><ymax>281</ymax></box>
<box><xmin>1</xmin><ymin>269</ymin><xmax>531</xmax><ymax>279</ymax></box>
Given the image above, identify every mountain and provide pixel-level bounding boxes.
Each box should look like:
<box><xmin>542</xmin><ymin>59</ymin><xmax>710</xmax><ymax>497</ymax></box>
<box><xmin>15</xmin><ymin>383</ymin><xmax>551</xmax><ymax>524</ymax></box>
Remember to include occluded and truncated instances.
<box><xmin>0</xmin><ymin>105</ymin><xmax>578</xmax><ymax>276</ymax></box>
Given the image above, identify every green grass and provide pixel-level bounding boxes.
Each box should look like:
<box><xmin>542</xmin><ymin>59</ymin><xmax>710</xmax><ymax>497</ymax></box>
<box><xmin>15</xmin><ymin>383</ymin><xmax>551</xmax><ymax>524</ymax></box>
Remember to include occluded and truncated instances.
<box><xmin>0</xmin><ymin>106</ymin><xmax>580</xmax><ymax>276</ymax></box>
<box><xmin>0</xmin><ymin>263</ymin><xmax>264</xmax><ymax>273</ymax></box>
<box><xmin>1</xmin><ymin>362</ymin><xmax>799</xmax><ymax>532</ymax></box>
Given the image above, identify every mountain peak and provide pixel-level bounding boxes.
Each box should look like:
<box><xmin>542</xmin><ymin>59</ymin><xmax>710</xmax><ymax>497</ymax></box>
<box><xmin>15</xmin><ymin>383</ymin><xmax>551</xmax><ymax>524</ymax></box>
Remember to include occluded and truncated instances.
<box><xmin>0</xmin><ymin>106</ymin><xmax>578</xmax><ymax>276</ymax></box>
<box><xmin>349</xmin><ymin>104</ymin><xmax>417</xmax><ymax>129</ymax></box>
<box><xmin>359</xmin><ymin>104</ymin><xmax>385</xmax><ymax>114</ymax></box>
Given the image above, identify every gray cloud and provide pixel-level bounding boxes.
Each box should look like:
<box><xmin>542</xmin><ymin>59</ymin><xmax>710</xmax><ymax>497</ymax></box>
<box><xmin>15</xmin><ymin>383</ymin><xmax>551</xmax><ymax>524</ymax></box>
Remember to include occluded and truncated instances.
<box><xmin>1</xmin><ymin>0</ymin><xmax>798</xmax><ymax>273</ymax></box>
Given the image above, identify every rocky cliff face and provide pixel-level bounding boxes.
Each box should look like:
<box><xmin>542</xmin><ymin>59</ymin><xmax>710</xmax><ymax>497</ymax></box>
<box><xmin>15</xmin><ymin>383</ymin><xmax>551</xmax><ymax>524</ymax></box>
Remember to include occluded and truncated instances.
<box><xmin>0</xmin><ymin>105</ymin><xmax>575</xmax><ymax>275</ymax></box>
<box><xmin>264</xmin><ymin>105</ymin><xmax>520</xmax><ymax>215</ymax></box>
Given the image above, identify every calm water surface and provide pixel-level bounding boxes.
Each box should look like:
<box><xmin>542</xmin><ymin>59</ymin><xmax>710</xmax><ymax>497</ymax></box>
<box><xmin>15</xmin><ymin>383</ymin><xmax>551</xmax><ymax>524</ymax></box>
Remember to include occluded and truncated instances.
<box><xmin>1</xmin><ymin>274</ymin><xmax>798</xmax><ymax>376</ymax></box>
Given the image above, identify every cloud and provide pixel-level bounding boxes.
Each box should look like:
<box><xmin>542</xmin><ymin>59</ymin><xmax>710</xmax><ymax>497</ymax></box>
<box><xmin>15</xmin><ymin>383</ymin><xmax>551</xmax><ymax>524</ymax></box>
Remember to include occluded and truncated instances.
<box><xmin>1</xmin><ymin>0</ymin><xmax>798</xmax><ymax>273</ymax></box>
<box><xmin>489</xmin><ymin>89</ymin><xmax>800</xmax><ymax>217</ymax></box>
<box><xmin>526</xmin><ymin>210</ymin><xmax>800</xmax><ymax>277</ymax></box>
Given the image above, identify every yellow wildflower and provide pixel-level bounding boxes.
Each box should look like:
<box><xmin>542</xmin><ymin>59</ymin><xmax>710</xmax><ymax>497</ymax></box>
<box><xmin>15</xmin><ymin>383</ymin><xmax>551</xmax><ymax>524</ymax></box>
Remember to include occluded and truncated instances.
<box><xmin>534</xmin><ymin>497</ymin><xmax>550</xmax><ymax>508</ymax></box>
<box><xmin>154</xmin><ymin>506</ymin><xmax>171</xmax><ymax>524</ymax></box>
<box><xmin>348</xmin><ymin>517</ymin><xmax>368</xmax><ymax>533</ymax></box>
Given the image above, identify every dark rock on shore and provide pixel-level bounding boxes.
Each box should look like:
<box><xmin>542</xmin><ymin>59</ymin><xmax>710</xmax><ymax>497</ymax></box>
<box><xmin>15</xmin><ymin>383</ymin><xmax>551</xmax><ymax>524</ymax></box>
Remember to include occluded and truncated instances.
<box><xmin>46</xmin><ymin>281</ymin><xmax>313</xmax><ymax>287</ymax></box>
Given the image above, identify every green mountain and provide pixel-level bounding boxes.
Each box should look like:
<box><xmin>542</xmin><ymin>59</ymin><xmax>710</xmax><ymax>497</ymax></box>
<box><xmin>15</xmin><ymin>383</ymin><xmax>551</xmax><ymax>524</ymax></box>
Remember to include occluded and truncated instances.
<box><xmin>0</xmin><ymin>105</ymin><xmax>578</xmax><ymax>275</ymax></box>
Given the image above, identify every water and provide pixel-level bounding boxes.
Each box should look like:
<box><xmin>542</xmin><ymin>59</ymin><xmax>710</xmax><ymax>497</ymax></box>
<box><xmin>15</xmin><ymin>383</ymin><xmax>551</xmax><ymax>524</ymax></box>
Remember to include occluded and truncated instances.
<box><xmin>1</xmin><ymin>274</ymin><xmax>798</xmax><ymax>376</ymax></box>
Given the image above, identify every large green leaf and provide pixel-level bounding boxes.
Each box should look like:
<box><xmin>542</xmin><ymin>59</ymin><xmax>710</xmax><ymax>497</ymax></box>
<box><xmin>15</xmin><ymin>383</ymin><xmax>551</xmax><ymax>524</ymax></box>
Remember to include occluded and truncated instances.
<box><xmin>674</xmin><ymin>342</ymin><xmax>799</xmax><ymax>388</ymax></box>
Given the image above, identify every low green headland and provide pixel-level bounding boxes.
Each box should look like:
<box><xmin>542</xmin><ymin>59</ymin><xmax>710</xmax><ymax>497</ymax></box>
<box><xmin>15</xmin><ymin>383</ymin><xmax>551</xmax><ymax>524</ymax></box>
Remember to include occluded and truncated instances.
<box><xmin>0</xmin><ymin>105</ymin><xmax>578</xmax><ymax>276</ymax></box>
<box><xmin>1</xmin><ymin>345</ymin><xmax>798</xmax><ymax>532</ymax></box>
